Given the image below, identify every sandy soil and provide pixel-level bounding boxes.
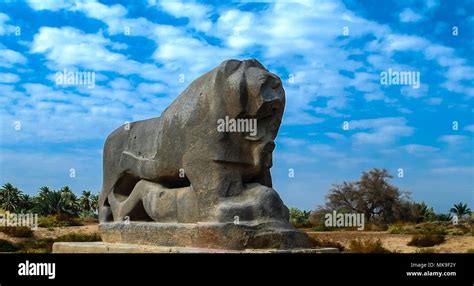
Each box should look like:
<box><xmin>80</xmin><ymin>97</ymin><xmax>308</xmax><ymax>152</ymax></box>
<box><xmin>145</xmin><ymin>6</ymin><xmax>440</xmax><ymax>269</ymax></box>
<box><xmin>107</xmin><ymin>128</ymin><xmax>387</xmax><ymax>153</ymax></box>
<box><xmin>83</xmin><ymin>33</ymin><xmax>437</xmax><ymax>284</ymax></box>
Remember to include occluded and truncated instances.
<box><xmin>0</xmin><ymin>224</ymin><xmax>99</xmax><ymax>244</ymax></box>
<box><xmin>306</xmin><ymin>230</ymin><xmax>474</xmax><ymax>253</ymax></box>
<box><xmin>2</xmin><ymin>225</ymin><xmax>472</xmax><ymax>253</ymax></box>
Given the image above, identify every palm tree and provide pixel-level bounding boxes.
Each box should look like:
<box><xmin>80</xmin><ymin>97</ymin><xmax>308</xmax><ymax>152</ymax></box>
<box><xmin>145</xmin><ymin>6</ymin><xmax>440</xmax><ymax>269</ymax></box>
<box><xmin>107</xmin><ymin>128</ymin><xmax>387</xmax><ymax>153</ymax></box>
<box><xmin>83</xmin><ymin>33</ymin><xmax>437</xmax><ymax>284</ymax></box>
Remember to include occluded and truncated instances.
<box><xmin>450</xmin><ymin>202</ymin><xmax>472</xmax><ymax>218</ymax></box>
<box><xmin>36</xmin><ymin>190</ymin><xmax>78</xmax><ymax>216</ymax></box>
<box><xmin>0</xmin><ymin>183</ymin><xmax>22</xmax><ymax>212</ymax></box>
<box><xmin>35</xmin><ymin>186</ymin><xmax>80</xmax><ymax>216</ymax></box>
<box><xmin>79</xmin><ymin>191</ymin><xmax>92</xmax><ymax>212</ymax></box>
<box><xmin>18</xmin><ymin>194</ymin><xmax>34</xmax><ymax>212</ymax></box>
<box><xmin>38</xmin><ymin>186</ymin><xmax>51</xmax><ymax>198</ymax></box>
<box><xmin>413</xmin><ymin>202</ymin><xmax>435</xmax><ymax>222</ymax></box>
<box><xmin>90</xmin><ymin>194</ymin><xmax>99</xmax><ymax>213</ymax></box>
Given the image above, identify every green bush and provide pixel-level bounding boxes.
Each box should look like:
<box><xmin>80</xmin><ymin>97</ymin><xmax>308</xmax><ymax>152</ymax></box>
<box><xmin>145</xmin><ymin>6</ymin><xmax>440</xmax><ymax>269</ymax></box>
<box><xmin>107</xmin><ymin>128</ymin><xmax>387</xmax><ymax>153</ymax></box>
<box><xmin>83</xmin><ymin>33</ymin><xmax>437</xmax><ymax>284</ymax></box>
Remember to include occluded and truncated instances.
<box><xmin>416</xmin><ymin>248</ymin><xmax>438</xmax><ymax>253</ymax></box>
<box><xmin>289</xmin><ymin>208</ymin><xmax>312</xmax><ymax>228</ymax></box>
<box><xmin>312</xmin><ymin>223</ymin><xmax>335</xmax><ymax>231</ymax></box>
<box><xmin>467</xmin><ymin>249</ymin><xmax>474</xmax><ymax>253</ymax></box>
<box><xmin>348</xmin><ymin>239</ymin><xmax>390</xmax><ymax>253</ymax></box>
<box><xmin>387</xmin><ymin>223</ymin><xmax>413</xmax><ymax>234</ymax></box>
<box><xmin>0</xmin><ymin>226</ymin><xmax>33</xmax><ymax>238</ymax></box>
<box><xmin>408</xmin><ymin>234</ymin><xmax>446</xmax><ymax>247</ymax></box>
<box><xmin>55</xmin><ymin>232</ymin><xmax>101</xmax><ymax>242</ymax></box>
<box><xmin>16</xmin><ymin>238</ymin><xmax>55</xmax><ymax>253</ymax></box>
<box><xmin>0</xmin><ymin>239</ymin><xmax>18</xmax><ymax>252</ymax></box>
<box><xmin>388</xmin><ymin>222</ymin><xmax>448</xmax><ymax>235</ymax></box>
<box><xmin>16</xmin><ymin>247</ymin><xmax>49</xmax><ymax>253</ymax></box>
<box><xmin>38</xmin><ymin>214</ymin><xmax>83</xmax><ymax>227</ymax></box>
<box><xmin>78</xmin><ymin>211</ymin><xmax>98</xmax><ymax>224</ymax></box>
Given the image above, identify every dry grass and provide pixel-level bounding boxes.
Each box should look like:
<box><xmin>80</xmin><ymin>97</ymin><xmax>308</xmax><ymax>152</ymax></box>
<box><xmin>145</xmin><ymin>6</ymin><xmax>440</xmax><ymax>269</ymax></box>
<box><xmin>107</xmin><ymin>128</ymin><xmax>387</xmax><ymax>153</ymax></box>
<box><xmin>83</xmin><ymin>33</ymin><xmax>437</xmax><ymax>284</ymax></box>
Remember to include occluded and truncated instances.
<box><xmin>306</xmin><ymin>230</ymin><xmax>474</xmax><ymax>253</ymax></box>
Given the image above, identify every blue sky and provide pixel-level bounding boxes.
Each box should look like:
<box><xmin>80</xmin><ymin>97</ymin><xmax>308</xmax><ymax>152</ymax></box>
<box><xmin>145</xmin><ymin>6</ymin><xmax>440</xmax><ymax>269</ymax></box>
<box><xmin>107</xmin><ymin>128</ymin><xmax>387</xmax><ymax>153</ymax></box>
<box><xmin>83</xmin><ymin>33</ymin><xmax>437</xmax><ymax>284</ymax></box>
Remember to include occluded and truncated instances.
<box><xmin>0</xmin><ymin>0</ymin><xmax>472</xmax><ymax>213</ymax></box>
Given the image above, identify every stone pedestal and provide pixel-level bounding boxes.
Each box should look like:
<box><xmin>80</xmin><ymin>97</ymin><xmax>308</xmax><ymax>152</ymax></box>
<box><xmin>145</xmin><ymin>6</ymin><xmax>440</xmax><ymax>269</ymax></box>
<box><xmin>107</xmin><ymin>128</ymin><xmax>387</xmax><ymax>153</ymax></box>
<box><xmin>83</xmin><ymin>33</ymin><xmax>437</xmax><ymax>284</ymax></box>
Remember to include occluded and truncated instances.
<box><xmin>99</xmin><ymin>220</ymin><xmax>312</xmax><ymax>250</ymax></box>
<box><xmin>52</xmin><ymin>242</ymin><xmax>340</xmax><ymax>253</ymax></box>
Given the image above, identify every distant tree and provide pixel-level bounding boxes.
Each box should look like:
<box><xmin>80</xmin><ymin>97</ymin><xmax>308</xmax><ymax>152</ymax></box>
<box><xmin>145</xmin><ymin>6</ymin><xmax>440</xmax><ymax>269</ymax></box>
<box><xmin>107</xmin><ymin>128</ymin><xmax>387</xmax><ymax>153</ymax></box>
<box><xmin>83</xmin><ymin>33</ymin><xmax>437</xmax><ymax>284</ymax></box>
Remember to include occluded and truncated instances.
<box><xmin>411</xmin><ymin>202</ymin><xmax>435</xmax><ymax>223</ymax></box>
<box><xmin>38</xmin><ymin>186</ymin><xmax>51</xmax><ymax>199</ymax></box>
<box><xmin>90</xmin><ymin>194</ymin><xmax>99</xmax><ymax>213</ymax></box>
<box><xmin>35</xmin><ymin>186</ymin><xmax>79</xmax><ymax>216</ymax></box>
<box><xmin>18</xmin><ymin>194</ymin><xmax>35</xmax><ymax>212</ymax></box>
<box><xmin>79</xmin><ymin>191</ymin><xmax>92</xmax><ymax>212</ymax></box>
<box><xmin>433</xmin><ymin>213</ymin><xmax>452</xmax><ymax>222</ymax></box>
<box><xmin>0</xmin><ymin>183</ymin><xmax>22</xmax><ymax>212</ymax></box>
<box><xmin>450</xmin><ymin>202</ymin><xmax>471</xmax><ymax>218</ymax></box>
<box><xmin>289</xmin><ymin>207</ymin><xmax>311</xmax><ymax>228</ymax></box>
<box><xmin>321</xmin><ymin>168</ymin><xmax>411</xmax><ymax>224</ymax></box>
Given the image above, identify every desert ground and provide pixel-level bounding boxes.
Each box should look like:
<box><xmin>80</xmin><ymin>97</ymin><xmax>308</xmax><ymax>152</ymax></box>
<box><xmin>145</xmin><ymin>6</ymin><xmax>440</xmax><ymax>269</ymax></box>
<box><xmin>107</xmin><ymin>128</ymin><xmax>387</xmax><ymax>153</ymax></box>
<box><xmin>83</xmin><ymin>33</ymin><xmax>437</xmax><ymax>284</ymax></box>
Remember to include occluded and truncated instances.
<box><xmin>1</xmin><ymin>224</ymin><xmax>473</xmax><ymax>253</ymax></box>
<box><xmin>305</xmin><ymin>230</ymin><xmax>474</xmax><ymax>253</ymax></box>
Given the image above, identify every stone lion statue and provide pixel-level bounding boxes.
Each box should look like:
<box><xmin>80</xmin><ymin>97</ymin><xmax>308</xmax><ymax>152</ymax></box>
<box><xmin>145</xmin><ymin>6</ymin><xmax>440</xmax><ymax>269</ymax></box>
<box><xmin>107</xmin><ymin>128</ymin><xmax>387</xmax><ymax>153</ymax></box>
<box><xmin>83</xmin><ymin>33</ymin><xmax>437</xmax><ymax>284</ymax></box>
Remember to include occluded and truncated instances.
<box><xmin>98</xmin><ymin>59</ymin><xmax>311</xmax><ymax>249</ymax></box>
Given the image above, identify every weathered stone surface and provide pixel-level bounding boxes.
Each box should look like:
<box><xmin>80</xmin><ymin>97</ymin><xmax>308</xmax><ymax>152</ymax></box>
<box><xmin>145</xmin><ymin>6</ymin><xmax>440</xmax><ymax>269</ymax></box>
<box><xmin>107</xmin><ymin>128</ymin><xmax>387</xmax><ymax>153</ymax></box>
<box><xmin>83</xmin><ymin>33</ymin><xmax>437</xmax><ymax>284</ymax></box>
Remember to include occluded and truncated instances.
<box><xmin>99</xmin><ymin>220</ymin><xmax>312</xmax><ymax>250</ymax></box>
<box><xmin>53</xmin><ymin>242</ymin><xmax>340</xmax><ymax>254</ymax></box>
<box><xmin>98</xmin><ymin>59</ymin><xmax>312</xmax><ymax>249</ymax></box>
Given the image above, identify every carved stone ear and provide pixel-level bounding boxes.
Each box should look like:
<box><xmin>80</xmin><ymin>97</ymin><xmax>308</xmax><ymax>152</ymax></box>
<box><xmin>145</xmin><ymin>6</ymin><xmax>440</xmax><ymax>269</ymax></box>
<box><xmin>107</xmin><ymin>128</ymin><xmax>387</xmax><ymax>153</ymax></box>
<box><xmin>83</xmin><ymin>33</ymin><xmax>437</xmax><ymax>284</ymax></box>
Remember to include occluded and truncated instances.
<box><xmin>220</xmin><ymin>59</ymin><xmax>242</xmax><ymax>75</ymax></box>
<box><xmin>244</xmin><ymin>58</ymin><xmax>266</xmax><ymax>70</ymax></box>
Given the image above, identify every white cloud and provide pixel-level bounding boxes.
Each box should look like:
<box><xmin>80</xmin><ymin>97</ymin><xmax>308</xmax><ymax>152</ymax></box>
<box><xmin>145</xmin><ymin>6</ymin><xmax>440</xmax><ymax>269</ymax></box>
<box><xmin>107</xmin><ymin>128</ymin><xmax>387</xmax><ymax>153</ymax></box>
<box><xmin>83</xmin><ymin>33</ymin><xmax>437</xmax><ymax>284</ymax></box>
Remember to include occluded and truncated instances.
<box><xmin>425</xmin><ymin>97</ymin><xmax>443</xmax><ymax>105</ymax></box>
<box><xmin>464</xmin><ymin>125</ymin><xmax>474</xmax><ymax>132</ymax></box>
<box><xmin>0</xmin><ymin>72</ymin><xmax>20</xmax><ymax>83</ymax></box>
<box><xmin>26</xmin><ymin>0</ymin><xmax>74</xmax><ymax>11</ymax></box>
<box><xmin>0</xmin><ymin>48</ymin><xmax>27</xmax><ymax>67</ymax></box>
<box><xmin>109</xmin><ymin>78</ymin><xmax>132</xmax><ymax>90</ymax></box>
<box><xmin>325</xmin><ymin>132</ymin><xmax>346</xmax><ymax>141</ymax></box>
<box><xmin>401</xmin><ymin>84</ymin><xmax>428</xmax><ymax>98</ymax></box>
<box><xmin>31</xmin><ymin>26</ymin><xmax>166</xmax><ymax>81</ymax></box>
<box><xmin>403</xmin><ymin>144</ymin><xmax>439</xmax><ymax>154</ymax></box>
<box><xmin>431</xmin><ymin>166</ymin><xmax>474</xmax><ymax>174</ymax></box>
<box><xmin>438</xmin><ymin>135</ymin><xmax>470</xmax><ymax>146</ymax></box>
<box><xmin>350</xmin><ymin>117</ymin><xmax>414</xmax><ymax>145</ymax></box>
<box><xmin>399</xmin><ymin>8</ymin><xmax>424</xmax><ymax>23</ymax></box>
<box><xmin>278</xmin><ymin>137</ymin><xmax>308</xmax><ymax>147</ymax></box>
<box><xmin>308</xmin><ymin>143</ymin><xmax>343</xmax><ymax>158</ymax></box>
<box><xmin>0</xmin><ymin>13</ymin><xmax>17</xmax><ymax>35</ymax></box>
<box><xmin>155</xmin><ymin>0</ymin><xmax>213</xmax><ymax>32</ymax></box>
<box><xmin>137</xmin><ymin>82</ymin><xmax>167</xmax><ymax>94</ymax></box>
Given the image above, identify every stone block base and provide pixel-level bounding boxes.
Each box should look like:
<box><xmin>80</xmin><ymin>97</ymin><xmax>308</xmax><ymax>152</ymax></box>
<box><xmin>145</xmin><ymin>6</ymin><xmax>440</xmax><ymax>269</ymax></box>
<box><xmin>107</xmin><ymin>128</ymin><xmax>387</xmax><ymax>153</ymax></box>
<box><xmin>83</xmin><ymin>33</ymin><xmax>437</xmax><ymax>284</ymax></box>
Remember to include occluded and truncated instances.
<box><xmin>52</xmin><ymin>242</ymin><xmax>339</xmax><ymax>253</ymax></box>
<box><xmin>99</xmin><ymin>220</ymin><xmax>313</xmax><ymax>250</ymax></box>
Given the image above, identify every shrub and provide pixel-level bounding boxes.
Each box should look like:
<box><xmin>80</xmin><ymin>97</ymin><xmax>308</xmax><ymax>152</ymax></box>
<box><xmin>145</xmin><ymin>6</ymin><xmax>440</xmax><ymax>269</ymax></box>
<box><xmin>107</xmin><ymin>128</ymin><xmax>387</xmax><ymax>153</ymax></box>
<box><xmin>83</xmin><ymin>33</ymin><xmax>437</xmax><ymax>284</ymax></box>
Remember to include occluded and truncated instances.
<box><xmin>387</xmin><ymin>223</ymin><xmax>414</xmax><ymax>234</ymax></box>
<box><xmin>16</xmin><ymin>238</ymin><xmax>55</xmax><ymax>253</ymax></box>
<box><xmin>408</xmin><ymin>234</ymin><xmax>445</xmax><ymax>247</ymax></box>
<box><xmin>12</xmin><ymin>233</ymin><xmax>100</xmax><ymax>253</ymax></box>
<box><xmin>0</xmin><ymin>239</ymin><xmax>18</xmax><ymax>252</ymax></box>
<box><xmin>416</xmin><ymin>248</ymin><xmax>438</xmax><ymax>253</ymax></box>
<box><xmin>0</xmin><ymin>226</ymin><xmax>33</xmax><ymax>238</ymax></box>
<box><xmin>446</xmin><ymin>228</ymin><xmax>466</xmax><ymax>236</ymax></box>
<box><xmin>79</xmin><ymin>211</ymin><xmax>98</xmax><ymax>224</ymax></box>
<box><xmin>312</xmin><ymin>223</ymin><xmax>335</xmax><ymax>231</ymax></box>
<box><xmin>312</xmin><ymin>238</ymin><xmax>345</xmax><ymax>251</ymax></box>
<box><xmin>348</xmin><ymin>239</ymin><xmax>390</xmax><ymax>253</ymax></box>
<box><xmin>289</xmin><ymin>208</ymin><xmax>312</xmax><ymax>228</ymax></box>
<box><xmin>364</xmin><ymin>223</ymin><xmax>388</xmax><ymax>231</ymax></box>
<box><xmin>467</xmin><ymin>249</ymin><xmax>474</xmax><ymax>253</ymax></box>
<box><xmin>38</xmin><ymin>214</ymin><xmax>82</xmax><ymax>227</ymax></box>
<box><xmin>55</xmin><ymin>232</ymin><xmax>101</xmax><ymax>242</ymax></box>
<box><xmin>388</xmin><ymin>222</ymin><xmax>447</xmax><ymax>235</ymax></box>
<box><xmin>16</xmin><ymin>247</ymin><xmax>48</xmax><ymax>253</ymax></box>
